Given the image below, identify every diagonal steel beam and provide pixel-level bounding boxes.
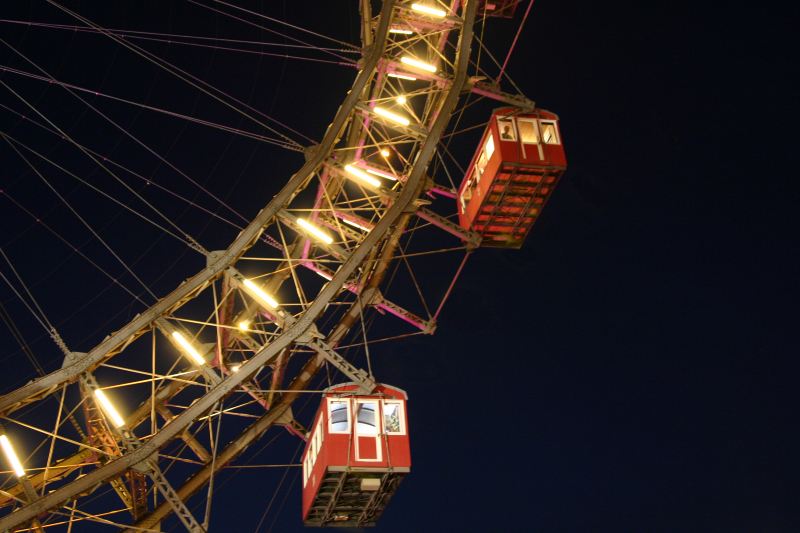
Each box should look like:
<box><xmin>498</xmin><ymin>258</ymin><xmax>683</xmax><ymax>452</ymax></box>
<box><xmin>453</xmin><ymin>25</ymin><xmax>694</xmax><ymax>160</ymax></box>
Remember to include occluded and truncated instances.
<box><xmin>132</xmin><ymin>1</ymin><xmax>479</xmax><ymax>527</ymax></box>
<box><xmin>0</xmin><ymin>0</ymin><xmax>394</xmax><ymax>418</ymax></box>
<box><xmin>0</xmin><ymin>1</ymin><xmax>479</xmax><ymax>529</ymax></box>
<box><xmin>0</xmin><ymin>1</ymin><xmax>400</xmax><ymax>526</ymax></box>
<box><xmin>82</xmin><ymin>373</ymin><xmax>205</xmax><ymax>532</ymax></box>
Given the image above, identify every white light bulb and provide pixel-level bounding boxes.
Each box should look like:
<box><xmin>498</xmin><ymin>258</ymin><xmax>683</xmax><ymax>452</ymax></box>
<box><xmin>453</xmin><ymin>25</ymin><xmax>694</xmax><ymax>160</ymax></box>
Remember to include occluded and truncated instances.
<box><xmin>94</xmin><ymin>389</ymin><xmax>125</xmax><ymax>428</ymax></box>
<box><xmin>373</xmin><ymin>106</ymin><xmax>411</xmax><ymax>127</ymax></box>
<box><xmin>411</xmin><ymin>3</ymin><xmax>447</xmax><ymax>17</ymax></box>
<box><xmin>171</xmin><ymin>331</ymin><xmax>206</xmax><ymax>365</ymax></box>
<box><xmin>365</xmin><ymin>166</ymin><xmax>399</xmax><ymax>181</ymax></box>
<box><xmin>297</xmin><ymin>218</ymin><xmax>334</xmax><ymax>245</ymax></box>
<box><xmin>388</xmin><ymin>73</ymin><xmax>417</xmax><ymax>81</ymax></box>
<box><xmin>341</xmin><ymin>217</ymin><xmax>373</xmax><ymax>232</ymax></box>
<box><xmin>0</xmin><ymin>435</ymin><xmax>26</xmax><ymax>477</ymax></box>
<box><xmin>315</xmin><ymin>269</ymin><xmax>333</xmax><ymax>281</ymax></box>
<box><xmin>242</xmin><ymin>279</ymin><xmax>280</xmax><ymax>309</ymax></box>
<box><xmin>400</xmin><ymin>55</ymin><xmax>437</xmax><ymax>73</ymax></box>
<box><xmin>344</xmin><ymin>164</ymin><xmax>382</xmax><ymax>188</ymax></box>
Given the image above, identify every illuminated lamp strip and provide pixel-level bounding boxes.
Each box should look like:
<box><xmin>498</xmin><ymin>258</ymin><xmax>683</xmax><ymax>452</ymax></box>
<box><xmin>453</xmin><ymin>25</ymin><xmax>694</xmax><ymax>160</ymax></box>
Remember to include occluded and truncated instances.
<box><xmin>94</xmin><ymin>389</ymin><xmax>125</xmax><ymax>428</ymax></box>
<box><xmin>373</xmin><ymin>106</ymin><xmax>411</xmax><ymax>127</ymax></box>
<box><xmin>362</xmin><ymin>165</ymin><xmax>400</xmax><ymax>181</ymax></box>
<box><xmin>388</xmin><ymin>73</ymin><xmax>417</xmax><ymax>81</ymax></box>
<box><xmin>171</xmin><ymin>330</ymin><xmax>206</xmax><ymax>365</ymax></box>
<box><xmin>400</xmin><ymin>55</ymin><xmax>437</xmax><ymax>73</ymax></box>
<box><xmin>344</xmin><ymin>164</ymin><xmax>382</xmax><ymax>188</ymax></box>
<box><xmin>411</xmin><ymin>3</ymin><xmax>447</xmax><ymax>17</ymax></box>
<box><xmin>0</xmin><ymin>435</ymin><xmax>25</xmax><ymax>477</ymax></box>
<box><xmin>297</xmin><ymin>218</ymin><xmax>334</xmax><ymax>245</ymax></box>
<box><xmin>337</xmin><ymin>215</ymin><xmax>374</xmax><ymax>232</ymax></box>
<box><xmin>242</xmin><ymin>278</ymin><xmax>280</xmax><ymax>309</ymax></box>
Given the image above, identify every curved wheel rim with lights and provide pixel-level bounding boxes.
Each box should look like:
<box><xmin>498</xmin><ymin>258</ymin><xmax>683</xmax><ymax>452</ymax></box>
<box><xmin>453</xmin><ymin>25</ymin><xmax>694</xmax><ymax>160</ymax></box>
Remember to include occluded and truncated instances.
<box><xmin>0</xmin><ymin>1</ymin><xmax>505</xmax><ymax>531</ymax></box>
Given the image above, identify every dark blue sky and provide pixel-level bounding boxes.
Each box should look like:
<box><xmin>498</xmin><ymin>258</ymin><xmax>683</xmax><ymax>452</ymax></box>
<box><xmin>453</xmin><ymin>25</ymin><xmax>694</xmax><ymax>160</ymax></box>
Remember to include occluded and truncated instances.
<box><xmin>2</xmin><ymin>1</ymin><xmax>799</xmax><ymax>531</ymax></box>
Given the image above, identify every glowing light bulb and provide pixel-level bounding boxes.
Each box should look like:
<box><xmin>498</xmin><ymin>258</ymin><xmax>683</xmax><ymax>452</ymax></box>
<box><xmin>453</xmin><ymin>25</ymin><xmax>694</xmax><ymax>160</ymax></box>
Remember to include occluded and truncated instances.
<box><xmin>230</xmin><ymin>364</ymin><xmax>241</xmax><ymax>373</ymax></box>
<box><xmin>242</xmin><ymin>279</ymin><xmax>279</xmax><ymax>309</ymax></box>
<box><xmin>411</xmin><ymin>3</ymin><xmax>447</xmax><ymax>17</ymax></box>
<box><xmin>362</xmin><ymin>165</ymin><xmax>399</xmax><ymax>181</ymax></box>
<box><xmin>297</xmin><ymin>218</ymin><xmax>334</xmax><ymax>245</ymax></box>
<box><xmin>0</xmin><ymin>435</ymin><xmax>26</xmax><ymax>477</ymax></box>
<box><xmin>380</xmin><ymin>148</ymin><xmax>391</xmax><ymax>157</ymax></box>
<box><xmin>396</xmin><ymin>95</ymin><xmax>407</xmax><ymax>105</ymax></box>
<box><xmin>94</xmin><ymin>389</ymin><xmax>125</xmax><ymax>428</ymax></box>
<box><xmin>344</xmin><ymin>164</ymin><xmax>382</xmax><ymax>188</ymax></box>
<box><xmin>400</xmin><ymin>55</ymin><xmax>437</xmax><ymax>73</ymax></box>
<box><xmin>388</xmin><ymin>73</ymin><xmax>417</xmax><ymax>81</ymax></box>
<box><xmin>237</xmin><ymin>320</ymin><xmax>250</xmax><ymax>332</ymax></box>
<box><xmin>315</xmin><ymin>269</ymin><xmax>333</xmax><ymax>281</ymax></box>
<box><xmin>389</xmin><ymin>28</ymin><xmax>414</xmax><ymax>35</ymax></box>
<box><xmin>171</xmin><ymin>331</ymin><xmax>206</xmax><ymax>365</ymax></box>
<box><xmin>341</xmin><ymin>217</ymin><xmax>373</xmax><ymax>232</ymax></box>
<box><xmin>374</xmin><ymin>106</ymin><xmax>411</xmax><ymax>126</ymax></box>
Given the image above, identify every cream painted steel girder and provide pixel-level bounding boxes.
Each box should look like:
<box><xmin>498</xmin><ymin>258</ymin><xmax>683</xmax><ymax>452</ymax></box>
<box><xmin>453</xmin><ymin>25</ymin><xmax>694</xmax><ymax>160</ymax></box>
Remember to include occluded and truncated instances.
<box><xmin>0</xmin><ymin>1</ymin><xmax>478</xmax><ymax>529</ymax></box>
<box><xmin>132</xmin><ymin>1</ymin><xmax>478</xmax><ymax>526</ymax></box>
<box><xmin>416</xmin><ymin>206</ymin><xmax>482</xmax><ymax>248</ymax></box>
<box><xmin>0</xmin><ymin>1</ymin><xmax>399</xmax><ymax>528</ymax></box>
<box><xmin>82</xmin><ymin>373</ymin><xmax>205</xmax><ymax>533</ymax></box>
<box><xmin>0</xmin><ymin>0</ymin><xmax>397</xmax><ymax>419</ymax></box>
<box><xmin>0</xmin><ymin>374</ymin><xmax>200</xmax><ymax>510</ymax></box>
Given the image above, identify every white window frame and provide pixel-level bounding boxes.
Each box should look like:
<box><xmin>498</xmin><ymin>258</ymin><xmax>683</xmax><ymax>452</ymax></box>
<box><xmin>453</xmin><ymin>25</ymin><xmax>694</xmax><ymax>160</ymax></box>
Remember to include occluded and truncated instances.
<box><xmin>327</xmin><ymin>398</ymin><xmax>351</xmax><ymax>434</ymax></box>
<box><xmin>463</xmin><ymin>179</ymin><xmax>474</xmax><ymax>201</ymax></box>
<box><xmin>473</xmin><ymin>163</ymin><xmax>483</xmax><ymax>184</ymax></box>
<box><xmin>315</xmin><ymin>419</ymin><xmax>324</xmax><ymax>451</ymax></box>
<box><xmin>517</xmin><ymin>118</ymin><xmax>540</xmax><ymax>144</ymax></box>
<box><xmin>381</xmin><ymin>400</ymin><xmax>406</xmax><ymax>435</ymax></box>
<box><xmin>484</xmin><ymin>133</ymin><xmax>495</xmax><ymax>159</ymax></box>
<box><xmin>304</xmin><ymin>418</ymin><xmax>325</xmax><ymax>488</ymax></box>
<box><xmin>539</xmin><ymin>120</ymin><xmax>561</xmax><ymax>145</ymax></box>
<box><xmin>496</xmin><ymin>117</ymin><xmax>517</xmax><ymax>142</ymax></box>
<box><xmin>354</xmin><ymin>399</ymin><xmax>382</xmax><ymax>462</ymax></box>
<box><xmin>354</xmin><ymin>400</ymin><xmax>380</xmax><ymax>436</ymax></box>
<box><xmin>311</xmin><ymin>430</ymin><xmax>318</xmax><ymax>461</ymax></box>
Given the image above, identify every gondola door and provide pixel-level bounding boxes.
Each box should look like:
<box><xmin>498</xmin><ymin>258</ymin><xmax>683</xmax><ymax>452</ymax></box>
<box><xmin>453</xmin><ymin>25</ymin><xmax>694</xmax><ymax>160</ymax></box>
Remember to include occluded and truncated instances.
<box><xmin>354</xmin><ymin>399</ymin><xmax>382</xmax><ymax>462</ymax></box>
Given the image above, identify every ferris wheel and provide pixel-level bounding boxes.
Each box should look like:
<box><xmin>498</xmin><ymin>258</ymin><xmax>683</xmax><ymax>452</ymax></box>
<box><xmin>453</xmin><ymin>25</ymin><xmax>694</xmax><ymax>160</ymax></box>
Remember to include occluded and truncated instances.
<box><xmin>0</xmin><ymin>0</ymin><xmax>564</xmax><ymax>530</ymax></box>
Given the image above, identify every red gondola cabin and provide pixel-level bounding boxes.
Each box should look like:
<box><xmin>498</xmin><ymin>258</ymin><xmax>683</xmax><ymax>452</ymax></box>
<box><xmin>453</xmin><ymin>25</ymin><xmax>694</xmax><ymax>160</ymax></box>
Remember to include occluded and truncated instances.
<box><xmin>458</xmin><ymin>107</ymin><xmax>567</xmax><ymax>248</ymax></box>
<box><xmin>301</xmin><ymin>383</ymin><xmax>410</xmax><ymax>527</ymax></box>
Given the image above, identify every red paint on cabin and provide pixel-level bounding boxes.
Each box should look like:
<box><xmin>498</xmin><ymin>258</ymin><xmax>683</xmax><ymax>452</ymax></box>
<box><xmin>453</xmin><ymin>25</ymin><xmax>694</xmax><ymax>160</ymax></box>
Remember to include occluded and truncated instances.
<box><xmin>301</xmin><ymin>383</ymin><xmax>410</xmax><ymax>527</ymax></box>
<box><xmin>458</xmin><ymin>107</ymin><xmax>567</xmax><ymax>248</ymax></box>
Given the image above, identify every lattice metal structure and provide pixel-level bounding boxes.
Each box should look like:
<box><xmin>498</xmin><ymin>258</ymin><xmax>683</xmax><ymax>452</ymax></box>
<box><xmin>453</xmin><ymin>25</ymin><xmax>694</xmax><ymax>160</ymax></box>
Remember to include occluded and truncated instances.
<box><xmin>0</xmin><ymin>1</ymin><xmax>541</xmax><ymax>530</ymax></box>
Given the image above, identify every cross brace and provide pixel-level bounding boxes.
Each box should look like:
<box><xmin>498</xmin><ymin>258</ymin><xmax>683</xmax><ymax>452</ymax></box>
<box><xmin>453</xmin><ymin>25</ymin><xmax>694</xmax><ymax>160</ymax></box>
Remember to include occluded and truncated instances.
<box><xmin>416</xmin><ymin>207</ymin><xmax>482</xmax><ymax>248</ymax></box>
<box><xmin>81</xmin><ymin>372</ymin><xmax>205</xmax><ymax>533</ymax></box>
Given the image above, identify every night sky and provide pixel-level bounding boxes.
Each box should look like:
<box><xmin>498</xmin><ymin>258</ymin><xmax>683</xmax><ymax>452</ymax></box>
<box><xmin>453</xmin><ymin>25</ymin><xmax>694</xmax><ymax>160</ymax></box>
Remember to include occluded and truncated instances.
<box><xmin>2</xmin><ymin>1</ymin><xmax>799</xmax><ymax>532</ymax></box>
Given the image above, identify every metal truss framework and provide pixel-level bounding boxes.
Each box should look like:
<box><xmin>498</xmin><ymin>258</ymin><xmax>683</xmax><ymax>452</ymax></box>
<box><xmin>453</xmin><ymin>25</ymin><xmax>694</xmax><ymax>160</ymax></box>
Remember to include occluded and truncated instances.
<box><xmin>0</xmin><ymin>1</ymin><xmax>501</xmax><ymax>530</ymax></box>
